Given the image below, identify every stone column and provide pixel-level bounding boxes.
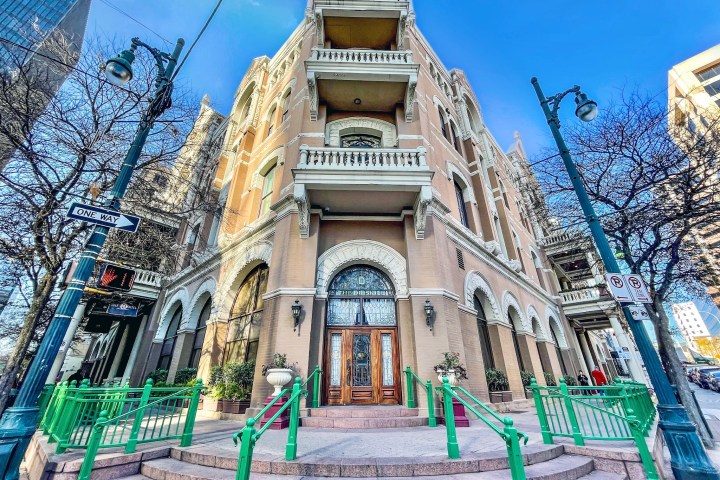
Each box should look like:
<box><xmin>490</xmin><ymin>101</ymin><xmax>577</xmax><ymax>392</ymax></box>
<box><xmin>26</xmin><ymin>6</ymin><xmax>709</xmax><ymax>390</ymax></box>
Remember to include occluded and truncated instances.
<box><xmin>122</xmin><ymin>315</ymin><xmax>147</xmax><ymax>385</ymax></box>
<box><xmin>608</xmin><ymin>314</ymin><xmax>645</xmax><ymax>382</ymax></box>
<box><xmin>578</xmin><ymin>332</ymin><xmax>597</xmax><ymax>378</ymax></box>
<box><xmin>517</xmin><ymin>334</ymin><xmax>544</xmax><ymax>384</ymax></box>
<box><xmin>487</xmin><ymin>323</ymin><xmax>524</xmax><ymax>399</ymax></box>
<box><xmin>536</xmin><ymin>340</ymin><xmax>563</xmax><ymax>379</ymax></box>
<box><xmin>106</xmin><ymin>324</ymin><xmax>130</xmax><ymax>381</ymax></box>
<box><xmin>167</xmin><ymin>330</ymin><xmax>195</xmax><ymax>383</ymax></box>
<box><xmin>458</xmin><ymin>304</ymin><xmax>489</xmax><ymax>401</ymax></box>
<box><xmin>46</xmin><ymin>302</ymin><xmax>86</xmax><ymax>383</ymax></box>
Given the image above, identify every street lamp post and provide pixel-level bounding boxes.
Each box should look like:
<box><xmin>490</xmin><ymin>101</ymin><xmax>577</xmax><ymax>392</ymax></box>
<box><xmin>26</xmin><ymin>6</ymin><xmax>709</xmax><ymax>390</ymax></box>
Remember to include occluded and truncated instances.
<box><xmin>0</xmin><ymin>37</ymin><xmax>184</xmax><ymax>480</ymax></box>
<box><xmin>531</xmin><ymin>76</ymin><xmax>718</xmax><ymax>480</ymax></box>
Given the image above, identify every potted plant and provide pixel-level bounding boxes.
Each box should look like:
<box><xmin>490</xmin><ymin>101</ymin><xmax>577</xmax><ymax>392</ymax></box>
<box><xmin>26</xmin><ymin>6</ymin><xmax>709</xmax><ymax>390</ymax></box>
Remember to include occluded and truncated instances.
<box><xmin>434</xmin><ymin>352</ymin><xmax>468</xmax><ymax>386</ymax></box>
<box><xmin>544</xmin><ymin>372</ymin><xmax>557</xmax><ymax>387</ymax></box>
<box><xmin>486</xmin><ymin>368</ymin><xmax>511</xmax><ymax>403</ymax></box>
<box><xmin>520</xmin><ymin>370</ymin><xmax>534</xmax><ymax>399</ymax></box>
<box><xmin>204</xmin><ymin>365</ymin><xmax>225</xmax><ymax>411</ymax></box>
<box><xmin>563</xmin><ymin>374</ymin><xmax>578</xmax><ymax>393</ymax></box>
<box><xmin>262</xmin><ymin>353</ymin><xmax>295</xmax><ymax>396</ymax></box>
<box><xmin>221</xmin><ymin>362</ymin><xmax>254</xmax><ymax>414</ymax></box>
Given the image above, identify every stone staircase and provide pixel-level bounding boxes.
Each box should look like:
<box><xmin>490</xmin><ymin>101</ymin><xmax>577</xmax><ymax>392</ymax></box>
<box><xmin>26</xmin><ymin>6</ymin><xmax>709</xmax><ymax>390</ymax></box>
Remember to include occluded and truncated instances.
<box><xmin>118</xmin><ymin>443</ymin><xmax>625</xmax><ymax>479</ymax></box>
<box><xmin>301</xmin><ymin>405</ymin><xmax>428</xmax><ymax>428</ymax></box>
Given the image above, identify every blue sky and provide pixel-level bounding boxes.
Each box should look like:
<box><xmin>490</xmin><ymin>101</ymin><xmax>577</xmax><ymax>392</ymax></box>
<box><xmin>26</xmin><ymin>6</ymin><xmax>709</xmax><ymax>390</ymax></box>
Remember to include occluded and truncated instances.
<box><xmin>87</xmin><ymin>0</ymin><xmax>720</xmax><ymax>158</ymax></box>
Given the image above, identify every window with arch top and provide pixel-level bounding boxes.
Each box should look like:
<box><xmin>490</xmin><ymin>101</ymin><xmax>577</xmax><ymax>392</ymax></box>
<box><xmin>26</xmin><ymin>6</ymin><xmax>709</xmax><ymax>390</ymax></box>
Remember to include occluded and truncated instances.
<box><xmin>327</xmin><ymin>266</ymin><xmax>396</xmax><ymax>326</ymax></box>
<box><xmin>158</xmin><ymin>306</ymin><xmax>182</xmax><ymax>371</ymax></box>
<box><xmin>266</xmin><ymin>106</ymin><xmax>277</xmax><ymax>137</ymax></box>
<box><xmin>224</xmin><ymin>264</ymin><xmax>269</xmax><ymax>363</ymax></box>
<box><xmin>454</xmin><ymin>180</ymin><xmax>469</xmax><ymax>228</ymax></box>
<box><xmin>474</xmin><ymin>295</ymin><xmax>495</xmax><ymax>369</ymax></box>
<box><xmin>259</xmin><ymin>164</ymin><xmax>276</xmax><ymax>216</ymax></box>
<box><xmin>188</xmin><ymin>297</ymin><xmax>211</xmax><ymax>368</ymax></box>
<box><xmin>438</xmin><ymin>106</ymin><xmax>448</xmax><ymax>140</ymax></box>
<box><xmin>281</xmin><ymin>90</ymin><xmax>291</xmax><ymax>122</ymax></box>
<box><xmin>509</xmin><ymin>312</ymin><xmax>525</xmax><ymax>372</ymax></box>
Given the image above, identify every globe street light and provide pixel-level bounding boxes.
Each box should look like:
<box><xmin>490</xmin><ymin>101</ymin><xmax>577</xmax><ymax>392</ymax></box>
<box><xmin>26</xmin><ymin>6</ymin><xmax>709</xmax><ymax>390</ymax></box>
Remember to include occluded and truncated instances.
<box><xmin>0</xmin><ymin>37</ymin><xmax>184</xmax><ymax>480</ymax></box>
<box><xmin>531</xmin><ymin>76</ymin><xmax>718</xmax><ymax>480</ymax></box>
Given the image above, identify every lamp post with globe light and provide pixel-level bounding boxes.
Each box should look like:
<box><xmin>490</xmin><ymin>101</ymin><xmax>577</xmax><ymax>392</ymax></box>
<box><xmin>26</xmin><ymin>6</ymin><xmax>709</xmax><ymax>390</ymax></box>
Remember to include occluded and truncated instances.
<box><xmin>0</xmin><ymin>37</ymin><xmax>184</xmax><ymax>480</ymax></box>
<box><xmin>531</xmin><ymin>77</ymin><xmax>718</xmax><ymax>479</ymax></box>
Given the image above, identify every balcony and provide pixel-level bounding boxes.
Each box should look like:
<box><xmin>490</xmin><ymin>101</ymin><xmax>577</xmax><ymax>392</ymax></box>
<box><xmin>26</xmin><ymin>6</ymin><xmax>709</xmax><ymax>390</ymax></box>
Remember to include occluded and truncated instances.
<box><xmin>292</xmin><ymin>144</ymin><xmax>433</xmax><ymax>238</ymax></box>
<box><xmin>312</xmin><ymin>1</ymin><xmax>412</xmax><ymax>51</ymax></box>
<box><xmin>306</xmin><ymin>47</ymin><xmax>419</xmax><ymax>122</ymax></box>
<box><xmin>559</xmin><ymin>286</ymin><xmax>614</xmax><ymax>330</ymax></box>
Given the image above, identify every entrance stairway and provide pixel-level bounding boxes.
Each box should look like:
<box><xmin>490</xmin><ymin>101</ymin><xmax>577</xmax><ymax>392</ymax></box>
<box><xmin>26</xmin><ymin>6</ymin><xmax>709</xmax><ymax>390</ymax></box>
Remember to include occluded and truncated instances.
<box><xmin>301</xmin><ymin>405</ymin><xmax>428</xmax><ymax>428</ymax></box>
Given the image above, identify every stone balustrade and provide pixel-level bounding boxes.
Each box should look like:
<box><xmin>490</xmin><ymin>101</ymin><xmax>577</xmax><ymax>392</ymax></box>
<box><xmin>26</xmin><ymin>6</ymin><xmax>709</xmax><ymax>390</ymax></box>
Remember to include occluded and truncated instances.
<box><xmin>133</xmin><ymin>268</ymin><xmax>162</xmax><ymax>288</ymax></box>
<box><xmin>297</xmin><ymin>145</ymin><xmax>427</xmax><ymax>170</ymax></box>
<box><xmin>310</xmin><ymin>48</ymin><xmax>413</xmax><ymax>64</ymax></box>
<box><xmin>559</xmin><ymin>287</ymin><xmax>601</xmax><ymax>304</ymax></box>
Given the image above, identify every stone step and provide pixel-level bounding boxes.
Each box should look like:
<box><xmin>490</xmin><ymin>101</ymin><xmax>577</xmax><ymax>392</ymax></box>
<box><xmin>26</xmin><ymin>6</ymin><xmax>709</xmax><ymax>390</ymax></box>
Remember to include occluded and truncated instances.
<box><xmin>301</xmin><ymin>416</ymin><xmax>429</xmax><ymax>428</ymax></box>
<box><xmin>139</xmin><ymin>452</ymin><xmax>598</xmax><ymax>479</ymax></box>
<box><xmin>162</xmin><ymin>443</ymin><xmax>564</xmax><ymax>476</ymax></box>
<box><xmin>307</xmin><ymin>407</ymin><xmax>420</xmax><ymax>418</ymax></box>
<box><xmin>578</xmin><ymin>471</ymin><xmax>628</xmax><ymax>480</ymax></box>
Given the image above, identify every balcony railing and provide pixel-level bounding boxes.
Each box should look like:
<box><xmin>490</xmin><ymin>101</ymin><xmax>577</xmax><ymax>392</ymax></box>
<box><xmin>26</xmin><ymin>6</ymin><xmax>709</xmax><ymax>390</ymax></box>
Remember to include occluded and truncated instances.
<box><xmin>134</xmin><ymin>268</ymin><xmax>162</xmax><ymax>288</ymax></box>
<box><xmin>539</xmin><ymin>230</ymin><xmax>584</xmax><ymax>247</ymax></box>
<box><xmin>310</xmin><ymin>48</ymin><xmax>413</xmax><ymax>65</ymax></box>
<box><xmin>297</xmin><ymin>145</ymin><xmax>427</xmax><ymax>170</ymax></box>
<box><xmin>559</xmin><ymin>287</ymin><xmax>601</xmax><ymax>304</ymax></box>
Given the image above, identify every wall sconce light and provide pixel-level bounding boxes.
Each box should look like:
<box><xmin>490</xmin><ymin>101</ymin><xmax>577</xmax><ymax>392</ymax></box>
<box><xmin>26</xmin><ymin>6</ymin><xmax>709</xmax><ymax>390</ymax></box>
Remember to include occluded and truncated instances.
<box><xmin>291</xmin><ymin>299</ymin><xmax>302</xmax><ymax>331</ymax></box>
<box><xmin>424</xmin><ymin>299</ymin><xmax>434</xmax><ymax>331</ymax></box>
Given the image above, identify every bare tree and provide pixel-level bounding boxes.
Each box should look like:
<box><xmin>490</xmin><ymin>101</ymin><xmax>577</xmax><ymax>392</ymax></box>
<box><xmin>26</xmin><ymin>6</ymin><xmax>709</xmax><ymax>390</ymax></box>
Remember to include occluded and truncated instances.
<box><xmin>533</xmin><ymin>89</ymin><xmax>720</xmax><ymax>446</ymax></box>
<box><xmin>0</xmin><ymin>33</ymin><xmax>222</xmax><ymax>412</ymax></box>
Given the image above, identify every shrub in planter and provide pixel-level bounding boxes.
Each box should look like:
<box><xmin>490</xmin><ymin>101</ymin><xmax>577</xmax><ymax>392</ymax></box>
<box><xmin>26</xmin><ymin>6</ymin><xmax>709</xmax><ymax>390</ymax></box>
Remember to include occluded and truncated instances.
<box><xmin>174</xmin><ymin>368</ymin><xmax>198</xmax><ymax>386</ymax></box>
<box><xmin>520</xmin><ymin>371</ymin><xmax>535</xmax><ymax>399</ymax></box>
<box><xmin>486</xmin><ymin>368</ymin><xmax>511</xmax><ymax>403</ymax></box>
<box><xmin>563</xmin><ymin>374</ymin><xmax>578</xmax><ymax>386</ymax></box>
<box><xmin>544</xmin><ymin>372</ymin><xmax>557</xmax><ymax>387</ymax></box>
<box><xmin>263</xmin><ymin>354</ymin><xmax>297</xmax><ymax>396</ymax></box>
<box><xmin>221</xmin><ymin>382</ymin><xmax>251</xmax><ymax>414</ymax></box>
<box><xmin>147</xmin><ymin>369</ymin><xmax>168</xmax><ymax>384</ymax></box>
<box><xmin>433</xmin><ymin>352</ymin><xmax>468</xmax><ymax>385</ymax></box>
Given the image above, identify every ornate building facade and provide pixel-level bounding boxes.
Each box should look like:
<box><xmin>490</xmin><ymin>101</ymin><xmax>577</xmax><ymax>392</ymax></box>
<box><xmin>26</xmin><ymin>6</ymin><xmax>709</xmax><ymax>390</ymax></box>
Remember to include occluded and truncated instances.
<box><xmin>136</xmin><ymin>0</ymin><xmax>588</xmax><ymax>410</ymax></box>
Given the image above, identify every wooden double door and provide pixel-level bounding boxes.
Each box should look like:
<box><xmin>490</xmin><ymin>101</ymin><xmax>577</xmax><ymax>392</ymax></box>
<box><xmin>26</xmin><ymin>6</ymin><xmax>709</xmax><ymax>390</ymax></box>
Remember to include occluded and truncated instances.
<box><xmin>325</xmin><ymin>328</ymin><xmax>401</xmax><ymax>405</ymax></box>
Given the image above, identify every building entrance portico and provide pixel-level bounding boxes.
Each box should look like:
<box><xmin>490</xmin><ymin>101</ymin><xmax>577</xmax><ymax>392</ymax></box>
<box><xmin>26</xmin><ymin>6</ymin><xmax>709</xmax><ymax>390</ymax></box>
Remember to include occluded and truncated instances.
<box><xmin>324</xmin><ymin>265</ymin><xmax>401</xmax><ymax>405</ymax></box>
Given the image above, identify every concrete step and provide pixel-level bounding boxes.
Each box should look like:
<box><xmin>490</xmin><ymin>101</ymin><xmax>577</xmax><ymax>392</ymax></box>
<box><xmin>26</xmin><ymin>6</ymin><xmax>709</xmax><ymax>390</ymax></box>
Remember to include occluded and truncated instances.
<box><xmin>140</xmin><ymin>453</ymin><xmax>600</xmax><ymax>479</ymax></box>
<box><xmin>307</xmin><ymin>406</ymin><xmax>420</xmax><ymax>418</ymax></box>
<box><xmin>159</xmin><ymin>443</ymin><xmax>564</xmax><ymax>477</ymax></box>
<box><xmin>301</xmin><ymin>416</ymin><xmax>429</xmax><ymax>428</ymax></box>
<box><xmin>578</xmin><ymin>470</ymin><xmax>628</xmax><ymax>480</ymax></box>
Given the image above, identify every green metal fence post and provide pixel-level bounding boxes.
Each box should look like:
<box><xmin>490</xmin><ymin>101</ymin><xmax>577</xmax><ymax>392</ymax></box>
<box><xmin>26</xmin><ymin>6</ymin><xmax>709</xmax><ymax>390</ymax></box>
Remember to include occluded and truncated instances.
<box><xmin>77</xmin><ymin>410</ymin><xmax>108</xmax><ymax>480</ymax></box>
<box><xmin>312</xmin><ymin>365</ymin><xmax>321</xmax><ymax>408</ymax></box>
<box><xmin>236</xmin><ymin>418</ymin><xmax>257</xmax><ymax>480</ymax></box>
<box><xmin>559</xmin><ymin>377</ymin><xmax>585</xmax><ymax>446</ymax></box>
<box><xmin>41</xmin><ymin>381</ymin><xmax>65</xmax><ymax>433</ymax></box>
<box><xmin>55</xmin><ymin>380</ymin><xmax>89</xmax><ymax>453</ymax></box>
<box><xmin>503</xmin><ymin>417</ymin><xmax>527</xmax><ymax>480</ymax></box>
<box><xmin>627</xmin><ymin>409</ymin><xmax>659</xmax><ymax>479</ymax></box>
<box><xmin>181</xmin><ymin>379</ymin><xmax>203</xmax><ymax>447</ymax></box>
<box><xmin>440</xmin><ymin>378</ymin><xmax>460</xmax><ymax>459</ymax></box>
<box><xmin>285</xmin><ymin>378</ymin><xmax>302</xmax><ymax>461</ymax></box>
<box><xmin>404</xmin><ymin>367</ymin><xmax>415</xmax><ymax>408</ymax></box>
<box><xmin>125</xmin><ymin>378</ymin><xmax>153</xmax><ymax>453</ymax></box>
<box><xmin>426</xmin><ymin>380</ymin><xmax>437</xmax><ymax>427</ymax></box>
<box><xmin>530</xmin><ymin>378</ymin><xmax>553</xmax><ymax>444</ymax></box>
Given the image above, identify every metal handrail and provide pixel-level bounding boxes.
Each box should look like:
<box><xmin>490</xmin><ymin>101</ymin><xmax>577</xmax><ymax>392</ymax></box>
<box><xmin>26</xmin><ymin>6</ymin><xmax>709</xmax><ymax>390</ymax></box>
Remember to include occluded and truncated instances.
<box><xmin>451</xmin><ymin>385</ymin><xmax>528</xmax><ymax>443</ymax></box>
<box><xmin>403</xmin><ymin>366</ymin><xmax>437</xmax><ymax>427</ymax></box>
<box><xmin>300</xmin><ymin>365</ymin><xmax>322</xmax><ymax>408</ymax></box>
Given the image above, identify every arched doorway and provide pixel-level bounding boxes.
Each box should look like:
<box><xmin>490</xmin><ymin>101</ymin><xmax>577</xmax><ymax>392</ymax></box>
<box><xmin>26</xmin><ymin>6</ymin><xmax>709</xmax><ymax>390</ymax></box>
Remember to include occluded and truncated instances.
<box><xmin>324</xmin><ymin>265</ymin><xmax>400</xmax><ymax>405</ymax></box>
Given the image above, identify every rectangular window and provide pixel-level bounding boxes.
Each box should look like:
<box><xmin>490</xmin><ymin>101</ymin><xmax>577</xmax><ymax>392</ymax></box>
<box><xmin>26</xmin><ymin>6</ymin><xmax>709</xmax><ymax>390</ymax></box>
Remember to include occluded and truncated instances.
<box><xmin>259</xmin><ymin>166</ymin><xmax>276</xmax><ymax>216</ymax></box>
<box><xmin>382</xmin><ymin>334</ymin><xmax>394</xmax><ymax>386</ymax></box>
<box><xmin>697</xmin><ymin>64</ymin><xmax>720</xmax><ymax>83</ymax></box>
<box><xmin>705</xmin><ymin>79</ymin><xmax>720</xmax><ymax>97</ymax></box>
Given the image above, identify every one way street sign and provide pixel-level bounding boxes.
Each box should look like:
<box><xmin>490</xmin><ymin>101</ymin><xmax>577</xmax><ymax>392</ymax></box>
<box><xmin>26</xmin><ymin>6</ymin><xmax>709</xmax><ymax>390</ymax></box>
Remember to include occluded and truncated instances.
<box><xmin>66</xmin><ymin>202</ymin><xmax>141</xmax><ymax>233</ymax></box>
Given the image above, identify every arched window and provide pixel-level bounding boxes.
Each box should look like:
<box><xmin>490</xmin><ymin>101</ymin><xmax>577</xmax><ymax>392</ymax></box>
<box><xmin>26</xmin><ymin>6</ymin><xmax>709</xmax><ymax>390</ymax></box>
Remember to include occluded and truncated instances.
<box><xmin>532</xmin><ymin>318</ymin><xmax>550</xmax><ymax>373</ymax></box>
<box><xmin>158</xmin><ymin>306</ymin><xmax>182</xmax><ymax>371</ymax></box>
<box><xmin>225</xmin><ymin>264</ymin><xmax>269</xmax><ymax>363</ymax></box>
<box><xmin>531</xmin><ymin>252</ymin><xmax>546</xmax><ymax>290</ymax></box>
<box><xmin>466</xmin><ymin>107</ymin><xmax>476</xmax><ymax>132</ymax></box>
<box><xmin>474</xmin><ymin>295</ymin><xmax>494</xmax><ymax>369</ymax></box>
<box><xmin>450</xmin><ymin>121</ymin><xmax>462</xmax><ymax>154</ymax></box>
<box><xmin>494</xmin><ymin>216</ymin><xmax>508</xmax><ymax>257</ymax></box>
<box><xmin>512</xmin><ymin>232</ymin><xmax>526</xmax><ymax>273</ymax></box>
<box><xmin>499</xmin><ymin>179</ymin><xmax>510</xmax><ymax>208</ymax></box>
<box><xmin>509</xmin><ymin>312</ymin><xmax>525</xmax><ymax>372</ymax></box>
<box><xmin>438</xmin><ymin>106</ymin><xmax>448</xmax><ymax>140</ymax></box>
<box><xmin>266</xmin><ymin>106</ymin><xmax>277</xmax><ymax>137</ymax></box>
<box><xmin>281</xmin><ymin>90</ymin><xmax>291</xmax><ymax>122</ymax></box>
<box><xmin>454</xmin><ymin>180</ymin><xmax>469</xmax><ymax>228</ymax></box>
<box><xmin>259</xmin><ymin>164</ymin><xmax>276</xmax><ymax>216</ymax></box>
<box><xmin>550</xmin><ymin>323</ymin><xmax>567</xmax><ymax>375</ymax></box>
<box><xmin>188</xmin><ymin>298</ymin><xmax>211</xmax><ymax>368</ymax></box>
<box><xmin>327</xmin><ymin>266</ymin><xmax>395</xmax><ymax>326</ymax></box>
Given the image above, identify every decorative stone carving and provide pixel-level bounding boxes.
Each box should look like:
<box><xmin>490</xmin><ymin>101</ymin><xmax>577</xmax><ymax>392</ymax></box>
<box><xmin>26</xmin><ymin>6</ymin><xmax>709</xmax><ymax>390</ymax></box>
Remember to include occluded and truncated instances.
<box><xmin>545</xmin><ymin>307</ymin><xmax>567</xmax><ymax>348</ymax></box>
<box><xmin>414</xmin><ymin>185</ymin><xmax>432</xmax><ymax>240</ymax></box>
<box><xmin>315</xmin><ymin>12</ymin><xmax>324</xmax><ymax>46</ymax></box>
<box><xmin>293</xmin><ymin>183</ymin><xmax>310</xmax><ymax>239</ymax></box>
<box><xmin>502</xmin><ymin>290</ymin><xmax>530</xmax><ymax>332</ymax></box>
<box><xmin>527</xmin><ymin>305</ymin><xmax>547</xmax><ymax>340</ymax></box>
<box><xmin>325</xmin><ymin>117</ymin><xmax>397</xmax><ymax>148</ymax></box>
<box><xmin>405</xmin><ymin>75</ymin><xmax>418</xmax><ymax>122</ymax></box>
<box><xmin>316</xmin><ymin>240</ymin><xmax>408</xmax><ymax>296</ymax></box>
<box><xmin>155</xmin><ymin>287</ymin><xmax>190</xmax><ymax>341</ymax></box>
<box><xmin>397</xmin><ymin>12</ymin><xmax>415</xmax><ymax>49</ymax></box>
<box><xmin>446</xmin><ymin>162</ymin><xmax>476</xmax><ymax>204</ymax></box>
<box><xmin>464</xmin><ymin>271</ymin><xmax>501</xmax><ymax>321</ymax></box>
<box><xmin>184</xmin><ymin>277</ymin><xmax>217</xmax><ymax>330</ymax></box>
<box><xmin>483</xmin><ymin>240</ymin><xmax>501</xmax><ymax>255</ymax></box>
<box><xmin>507</xmin><ymin>259</ymin><xmax>522</xmax><ymax>273</ymax></box>
<box><xmin>251</xmin><ymin>147</ymin><xmax>286</xmax><ymax>190</ymax></box>
<box><xmin>307</xmin><ymin>72</ymin><xmax>318</xmax><ymax>121</ymax></box>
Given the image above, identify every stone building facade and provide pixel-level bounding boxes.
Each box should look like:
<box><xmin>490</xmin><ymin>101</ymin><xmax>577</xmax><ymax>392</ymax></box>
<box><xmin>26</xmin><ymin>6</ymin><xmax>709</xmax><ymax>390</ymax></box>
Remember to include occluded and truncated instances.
<box><xmin>136</xmin><ymin>0</ymin><xmax>586</xmax><ymax>409</ymax></box>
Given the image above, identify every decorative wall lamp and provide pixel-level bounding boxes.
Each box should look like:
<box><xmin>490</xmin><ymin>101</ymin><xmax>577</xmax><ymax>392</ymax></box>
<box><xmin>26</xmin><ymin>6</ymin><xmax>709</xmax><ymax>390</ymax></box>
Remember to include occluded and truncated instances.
<box><xmin>291</xmin><ymin>299</ymin><xmax>302</xmax><ymax>331</ymax></box>
<box><xmin>424</xmin><ymin>299</ymin><xmax>434</xmax><ymax>331</ymax></box>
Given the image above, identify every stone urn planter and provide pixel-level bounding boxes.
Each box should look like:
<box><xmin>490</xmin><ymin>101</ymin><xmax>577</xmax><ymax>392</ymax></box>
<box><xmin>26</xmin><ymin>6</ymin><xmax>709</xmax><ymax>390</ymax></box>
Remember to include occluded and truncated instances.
<box><xmin>436</xmin><ymin>369</ymin><xmax>459</xmax><ymax>387</ymax></box>
<box><xmin>266</xmin><ymin>368</ymin><xmax>293</xmax><ymax>396</ymax></box>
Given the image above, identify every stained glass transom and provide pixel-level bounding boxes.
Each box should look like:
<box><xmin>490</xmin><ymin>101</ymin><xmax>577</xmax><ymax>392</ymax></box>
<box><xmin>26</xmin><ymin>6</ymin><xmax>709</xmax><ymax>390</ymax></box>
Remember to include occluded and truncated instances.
<box><xmin>327</xmin><ymin>266</ymin><xmax>396</xmax><ymax>326</ymax></box>
<box><xmin>382</xmin><ymin>334</ymin><xmax>393</xmax><ymax>386</ymax></box>
<box><xmin>341</xmin><ymin>134</ymin><xmax>381</xmax><ymax>149</ymax></box>
<box><xmin>353</xmin><ymin>334</ymin><xmax>372</xmax><ymax>386</ymax></box>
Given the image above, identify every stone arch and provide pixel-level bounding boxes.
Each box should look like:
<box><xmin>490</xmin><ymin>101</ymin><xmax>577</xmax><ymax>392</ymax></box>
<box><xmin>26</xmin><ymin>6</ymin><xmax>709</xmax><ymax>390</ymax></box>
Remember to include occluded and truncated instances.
<box><xmin>325</xmin><ymin>117</ymin><xmax>397</xmax><ymax>148</ymax></box>
<box><xmin>502</xmin><ymin>291</ymin><xmax>530</xmax><ymax>332</ymax></box>
<box><xmin>234</xmin><ymin>81</ymin><xmax>256</xmax><ymax>123</ymax></box>
<box><xmin>156</xmin><ymin>287</ymin><xmax>190</xmax><ymax>342</ymax></box>
<box><xmin>251</xmin><ymin>146</ymin><xmax>285</xmax><ymax>190</ymax></box>
<box><xmin>463</xmin><ymin>271</ymin><xmax>500</xmax><ymax>321</ymax></box>
<box><xmin>527</xmin><ymin>305</ymin><xmax>547</xmax><ymax>341</ymax></box>
<box><xmin>217</xmin><ymin>241</ymin><xmax>273</xmax><ymax>317</ymax></box>
<box><xmin>546</xmin><ymin>308</ymin><xmax>568</xmax><ymax>348</ymax></box>
<box><xmin>447</xmin><ymin>162</ymin><xmax>476</xmax><ymax>205</ymax></box>
<box><xmin>184</xmin><ymin>277</ymin><xmax>217</xmax><ymax>330</ymax></box>
<box><xmin>316</xmin><ymin>240</ymin><xmax>408</xmax><ymax>297</ymax></box>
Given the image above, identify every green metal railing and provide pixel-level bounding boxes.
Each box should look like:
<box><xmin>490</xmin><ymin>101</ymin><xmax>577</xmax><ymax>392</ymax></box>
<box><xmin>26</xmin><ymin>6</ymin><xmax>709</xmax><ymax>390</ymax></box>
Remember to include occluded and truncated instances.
<box><xmin>436</xmin><ymin>378</ymin><xmax>528</xmax><ymax>480</ymax></box>
<box><xmin>530</xmin><ymin>377</ymin><xmax>657</xmax><ymax>479</ymax></box>
<box><xmin>39</xmin><ymin>378</ymin><xmax>203</xmax><ymax>455</ymax></box>
<box><xmin>36</xmin><ymin>384</ymin><xmax>55</xmax><ymax>423</ymax></box>
<box><xmin>403</xmin><ymin>366</ymin><xmax>437</xmax><ymax>427</ymax></box>
<box><xmin>76</xmin><ymin>379</ymin><xmax>203</xmax><ymax>480</ymax></box>
<box><xmin>234</xmin><ymin>377</ymin><xmax>307</xmax><ymax>480</ymax></box>
<box><xmin>301</xmin><ymin>365</ymin><xmax>322</xmax><ymax>409</ymax></box>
